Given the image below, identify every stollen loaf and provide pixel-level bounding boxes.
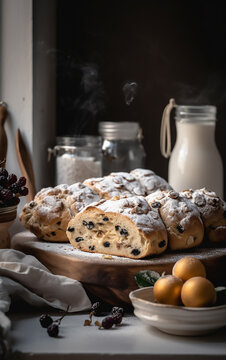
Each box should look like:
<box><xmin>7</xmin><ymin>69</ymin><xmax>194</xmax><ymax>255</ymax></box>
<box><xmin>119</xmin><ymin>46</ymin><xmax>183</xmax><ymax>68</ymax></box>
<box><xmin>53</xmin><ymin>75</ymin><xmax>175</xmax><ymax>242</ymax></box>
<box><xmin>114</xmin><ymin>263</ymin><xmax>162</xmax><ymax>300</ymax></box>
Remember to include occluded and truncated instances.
<box><xmin>146</xmin><ymin>190</ymin><xmax>204</xmax><ymax>250</ymax></box>
<box><xmin>19</xmin><ymin>183</ymin><xmax>100</xmax><ymax>241</ymax></box>
<box><xmin>182</xmin><ymin>188</ymin><xmax>226</xmax><ymax>243</ymax></box>
<box><xmin>66</xmin><ymin>196</ymin><xmax>168</xmax><ymax>259</ymax></box>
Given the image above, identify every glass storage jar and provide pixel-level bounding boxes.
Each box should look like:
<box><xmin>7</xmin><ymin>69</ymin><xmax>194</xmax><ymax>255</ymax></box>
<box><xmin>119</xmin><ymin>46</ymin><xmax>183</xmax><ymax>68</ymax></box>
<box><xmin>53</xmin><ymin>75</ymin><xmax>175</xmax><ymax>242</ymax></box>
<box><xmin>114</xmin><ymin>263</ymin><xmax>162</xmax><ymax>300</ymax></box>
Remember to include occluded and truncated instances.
<box><xmin>48</xmin><ymin>136</ymin><xmax>102</xmax><ymax>185</ymax></box>
<box><xmin>99</xmin><ymin>122</ymin><xmax>146</xmax><ymax>175</ymax></box>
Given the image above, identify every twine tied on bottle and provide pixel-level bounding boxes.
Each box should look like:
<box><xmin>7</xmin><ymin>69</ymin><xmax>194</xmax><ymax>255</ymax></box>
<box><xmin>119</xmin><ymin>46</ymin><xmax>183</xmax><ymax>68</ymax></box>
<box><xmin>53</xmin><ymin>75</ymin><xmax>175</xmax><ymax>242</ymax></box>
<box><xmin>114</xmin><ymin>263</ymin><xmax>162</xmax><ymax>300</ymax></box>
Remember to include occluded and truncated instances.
<box><xmin>160</xmin><ymin>98</ymin><xmax>177</xmax><ymax>159</ymax></box>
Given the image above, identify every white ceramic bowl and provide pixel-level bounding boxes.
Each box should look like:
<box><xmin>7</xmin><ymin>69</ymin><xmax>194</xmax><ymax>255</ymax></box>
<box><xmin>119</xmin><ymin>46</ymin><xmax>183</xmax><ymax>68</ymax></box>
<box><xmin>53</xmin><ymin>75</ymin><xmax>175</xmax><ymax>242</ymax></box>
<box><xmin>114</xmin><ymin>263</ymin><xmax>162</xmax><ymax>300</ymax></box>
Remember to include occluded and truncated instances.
<box><xmin>129</xmin><ymin>287</ymin><xmax>226</xmax><ymax>336</ymax></box>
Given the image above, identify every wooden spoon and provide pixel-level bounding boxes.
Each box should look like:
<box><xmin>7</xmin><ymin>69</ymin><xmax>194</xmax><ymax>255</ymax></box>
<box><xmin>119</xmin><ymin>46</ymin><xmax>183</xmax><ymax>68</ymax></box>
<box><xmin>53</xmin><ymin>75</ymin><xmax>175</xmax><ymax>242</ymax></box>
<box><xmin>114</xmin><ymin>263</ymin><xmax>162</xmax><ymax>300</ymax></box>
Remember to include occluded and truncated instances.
<box><xmin>0</xmin><ymin>102</ymin><xmax>8</xmax><ymax>166</ymax></box>
<box><xmin>16</xmin><ymin>129</ymin><xmax>36</xmax><ymax>202</ymax></box>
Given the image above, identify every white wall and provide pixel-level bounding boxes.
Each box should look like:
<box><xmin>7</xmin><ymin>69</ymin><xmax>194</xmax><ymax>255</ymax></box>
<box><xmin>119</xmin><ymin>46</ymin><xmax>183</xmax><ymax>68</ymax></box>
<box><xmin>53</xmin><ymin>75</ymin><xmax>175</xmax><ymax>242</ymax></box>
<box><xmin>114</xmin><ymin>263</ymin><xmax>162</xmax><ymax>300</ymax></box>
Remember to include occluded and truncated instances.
<box><xmin>0</xmin><ymin>0</ymin><xmax>56</xmax><ymax>234</ymax></box>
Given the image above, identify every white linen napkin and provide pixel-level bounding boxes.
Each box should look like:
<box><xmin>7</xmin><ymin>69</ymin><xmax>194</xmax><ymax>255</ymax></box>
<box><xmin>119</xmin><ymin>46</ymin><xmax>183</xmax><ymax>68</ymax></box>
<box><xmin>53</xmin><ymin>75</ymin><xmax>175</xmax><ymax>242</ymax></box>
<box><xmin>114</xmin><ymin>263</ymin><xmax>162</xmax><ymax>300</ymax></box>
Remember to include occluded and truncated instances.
<box><xmin>0</xmin><ymin>249</ymin><xmax>91</xmax><ymax>339</ymax></box>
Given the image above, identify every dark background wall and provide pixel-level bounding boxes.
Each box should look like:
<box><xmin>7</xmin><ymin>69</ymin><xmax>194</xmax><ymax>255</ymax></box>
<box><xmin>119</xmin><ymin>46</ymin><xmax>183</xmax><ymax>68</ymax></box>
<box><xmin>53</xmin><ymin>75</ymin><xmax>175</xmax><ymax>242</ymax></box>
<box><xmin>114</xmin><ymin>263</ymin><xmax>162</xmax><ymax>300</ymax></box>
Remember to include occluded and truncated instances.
<box><xmin>56</xmin><ymin>0</ymin><xmax>226</xmax><ymax>195</ymax></box>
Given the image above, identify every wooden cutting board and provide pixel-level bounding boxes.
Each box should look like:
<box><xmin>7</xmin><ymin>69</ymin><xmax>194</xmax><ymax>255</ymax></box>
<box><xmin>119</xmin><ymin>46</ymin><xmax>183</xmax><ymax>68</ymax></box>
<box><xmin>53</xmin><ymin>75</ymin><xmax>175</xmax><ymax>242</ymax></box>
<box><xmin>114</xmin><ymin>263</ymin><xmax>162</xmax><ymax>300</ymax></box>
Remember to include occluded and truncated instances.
<box><xmin>11</xmin><ymin>231</ymin><xmax>226</xmax><ymax>306</ymax></box>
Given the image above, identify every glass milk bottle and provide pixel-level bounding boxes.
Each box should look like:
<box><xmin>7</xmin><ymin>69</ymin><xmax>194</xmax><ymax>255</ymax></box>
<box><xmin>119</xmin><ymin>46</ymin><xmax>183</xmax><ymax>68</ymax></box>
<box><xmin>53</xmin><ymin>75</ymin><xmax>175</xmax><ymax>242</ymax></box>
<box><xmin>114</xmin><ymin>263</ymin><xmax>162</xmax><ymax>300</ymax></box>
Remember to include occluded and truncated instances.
<box><xmin>160</xmin><ymin>100</ymin><xmax>224</xmax><ymax>198</ymax></box>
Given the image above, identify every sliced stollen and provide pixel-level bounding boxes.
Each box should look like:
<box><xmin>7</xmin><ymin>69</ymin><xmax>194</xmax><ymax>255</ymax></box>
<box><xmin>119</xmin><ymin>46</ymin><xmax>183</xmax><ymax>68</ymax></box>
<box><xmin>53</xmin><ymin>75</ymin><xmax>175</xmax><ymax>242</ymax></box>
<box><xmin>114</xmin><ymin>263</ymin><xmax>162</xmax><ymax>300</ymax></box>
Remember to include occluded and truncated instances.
<box><xmin>19</xmin><ymin>183</ymin><xmax>100</xmax><ymax>242</ymax></box>
<box><xmin>146</xmin><ymin>190</ymin><xmax>204</xmax><ymax>250</ymax></box>
<box><xmin>182</xmin><ymin>188</ymin><xmax>226</xmax><ymax>243</ymax></box>
<box><xmin>66</xmin><ymin>196</ymin><xmax>168</xmax><ymax>259</ymax></box>
<box><xmin>131</xmin><ymin>168</ymin><xmax>173</xmax><ymax>195</ymax></box>
<box><xmin>83</xmin><ymin>172</ymin><xmax>146</xmax><ymax>199</ymax></box>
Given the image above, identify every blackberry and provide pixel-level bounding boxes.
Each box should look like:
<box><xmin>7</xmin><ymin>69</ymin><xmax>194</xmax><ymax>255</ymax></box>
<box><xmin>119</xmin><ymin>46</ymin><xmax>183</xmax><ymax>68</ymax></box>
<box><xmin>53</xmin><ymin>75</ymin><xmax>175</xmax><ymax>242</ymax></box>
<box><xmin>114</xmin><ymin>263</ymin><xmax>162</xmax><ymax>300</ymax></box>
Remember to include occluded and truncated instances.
<box><xmin>8</xmin><ymin>174</ymin><xmax>17</xmax><ymax>185</ymax></box>
<box><xmin>0</xmin><ymin>176</ymin><xmax>7</xmax><ymax>187</ymax></box>
<box><xmin>112</xmin><ymin>312</ymin><xmax>122</xmax><ymax>325</ymax></box>
<box><xmin>18</xmin><ymin>176</ymin><xmax>26</xmax><ymax>186</ymax></box>
<box><xmin>19</xmin><ymin>186</ymin><xmax>28</xmax><ymax>196</ymax></box>
<box><xmin>102</xmin><ymin>316</ymin><xmax>114</xmax><ymax>329</ymax></box>
<box><xmin>0</xmin><ymin>168</ymin><xmax>8</xmax><ymax>178</ymax></box>
<box><xmin>39</xmin><ymin>314</ymin><xmax>53</xmax><ymax>328</ymax></box>
<box><xmin>9</xmin><ymin>183</ymin><xmax>20</xmax><ymax>194</ymax></box>
<box><xmin>111</xmin><ymin>307</ymin><xmax>124</xmax><ymax>316</ymax></box>
<box><xmin>0</xmin><ymin>189</ymin><xmax>13</xmax><ymax>201</ymax></box>
<box><xmin>47</xmin><ymin>323</ymin><xmax>59</xmax><ymax>337</ymax></box>
<box><xmin>91</xmin><ymin>302</ymin><xmax>103</xmax><ymax>316</ymax></box>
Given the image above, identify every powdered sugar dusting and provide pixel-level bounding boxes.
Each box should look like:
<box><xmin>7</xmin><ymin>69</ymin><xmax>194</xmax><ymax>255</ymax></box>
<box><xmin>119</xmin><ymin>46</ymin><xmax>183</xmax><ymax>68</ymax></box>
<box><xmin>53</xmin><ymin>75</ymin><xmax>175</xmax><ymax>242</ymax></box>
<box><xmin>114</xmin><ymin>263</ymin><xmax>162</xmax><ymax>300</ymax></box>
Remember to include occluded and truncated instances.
<box><xmin>84</xmin><ymin>172</ymin><xmax>146</xmax><ymax>199</ymax></box>
<box><xmin>131</xmin><ymin>168</ymin><xmax>172</xmax><ymax>194</ymax></box>
<box><xmin>146</xmin><ymin>190</ymin><xmax>202</xmax><ymax>227</ymax></box>
<box><xmin>86</xmin><ymin>196</ymin><xmax>166</xmax><ymax>233</ymax></box>
<box><xmin>182</xmin><ymin>188</ymin><xmax>225</xmax><ymax>220</ymax></box>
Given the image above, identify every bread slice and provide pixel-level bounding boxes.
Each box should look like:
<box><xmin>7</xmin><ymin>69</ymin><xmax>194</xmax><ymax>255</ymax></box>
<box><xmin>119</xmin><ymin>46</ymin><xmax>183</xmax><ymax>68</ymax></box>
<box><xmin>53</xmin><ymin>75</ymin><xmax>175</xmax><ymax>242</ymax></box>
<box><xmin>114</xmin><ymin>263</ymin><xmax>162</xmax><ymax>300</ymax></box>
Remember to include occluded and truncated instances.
<box><xmin>66</xmin><ymin>196</ymin><xmax>168</xmax><ymax>259</ymax></box>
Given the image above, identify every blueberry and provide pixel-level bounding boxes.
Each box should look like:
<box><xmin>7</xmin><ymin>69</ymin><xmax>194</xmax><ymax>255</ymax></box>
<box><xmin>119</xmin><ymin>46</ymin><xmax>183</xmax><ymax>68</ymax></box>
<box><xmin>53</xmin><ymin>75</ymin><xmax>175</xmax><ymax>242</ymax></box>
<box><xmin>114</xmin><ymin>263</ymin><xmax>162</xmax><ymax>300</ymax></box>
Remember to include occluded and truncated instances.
<box><xmin>103</xmin><ymin>241</ymin><xmax>110</xmax><ymax>247</ymax></box>
<box><xmin>115</xmin><ymin>225</ymin><xmax>120</xmax><ymax>231</ymax></box>
<box><xmin>57</xmin><ymin>221</ymin><xmax>61</xmax><ymax>225</ymax></box>
<box><xmin>152</xmin><ymin>201</ymin><xmax>161</xmax><ymax>209</ymax></box>
<box><xmin>39</xmin><ymin>314</ymin><xmax>53</xmax><ymax>328</ymax></box>
<box><xmin>47</xmin><ymin>323</ymin><xmax>59</xmax><ymax>337</ymax></box>
<box><xmin>89</xmin><ymin>245</ymin><xmax>95</xmax><ymax>251</ymax></box>
<box><xmin>87</xmin><ymin>221</ymin><xmax>94</xmax><ymax>230</ymax></box>
<box><xmin>67</xmin><ymin>226</ymin><xmax>74</xmax><ymax>232</ymax></box>
<box><xmin>51</xmin><ymin>232</ymin><xmax>56</xmax><ymax>236</ymax></box>
<box><xmin>120</xmin><ymin>228</ymin><xmax>128</xmax><ymax>236</ymax></box>
<box><xmin>75</xmin><ymin>237</ymin><xmax>84</xmax><ymax>242</ymax></box>
<box><xmin>177</xmin><ymin>224</ymin><xmax>184</xmax><ymax>233</ymax></box>
<box><xmin>82</xmin><ymin>220</ymin><xmax>88</xmax><ymax>226</ymax></box>
<box><xmin>131</xmin><ymin>248</ymin><xmax>140</xmax><ymax>256</ymax></box>
<box><xmin>103</xmin><ymin>217</ymin><xmax>109</xmax><ymax>222</ymax></box>
<box><xmin>158</xmin><ymin>240</ymin><xmax>166</xmax><ymax>248</ymax></box>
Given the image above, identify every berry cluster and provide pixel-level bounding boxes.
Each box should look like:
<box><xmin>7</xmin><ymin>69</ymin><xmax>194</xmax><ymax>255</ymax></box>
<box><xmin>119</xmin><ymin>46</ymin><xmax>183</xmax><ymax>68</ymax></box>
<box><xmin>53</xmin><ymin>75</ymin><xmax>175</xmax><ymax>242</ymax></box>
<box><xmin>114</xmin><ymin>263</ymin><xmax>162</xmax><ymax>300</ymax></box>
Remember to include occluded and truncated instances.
<box><xmin>39</xmin><ymin>307</ymin><xmax>69</xmax><ymax>337</ymax></box>
<box><xmin>0</xmin><ymin>167</ymin><xmax>28</xmax><ymax>208</ymax></box>
<box><xmin>85</xmin><ymin>302</ymin><xmax>124</xmax><ymax>329</ymax></box>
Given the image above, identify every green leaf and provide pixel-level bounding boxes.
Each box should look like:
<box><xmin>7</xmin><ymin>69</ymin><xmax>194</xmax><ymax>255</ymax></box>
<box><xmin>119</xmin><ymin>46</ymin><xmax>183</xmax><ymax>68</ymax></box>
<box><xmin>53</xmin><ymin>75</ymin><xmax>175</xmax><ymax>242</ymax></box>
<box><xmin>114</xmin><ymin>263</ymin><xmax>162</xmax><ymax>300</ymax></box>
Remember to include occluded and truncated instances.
<box><xmin>135</xmin><ymin>270</ymin><xmax>162</xmax><ymax>288</ymax></box>
<box><xmin>215</xmin><ymin>286</ymin><xmax>226</xmax><ymax>305</ymax></box>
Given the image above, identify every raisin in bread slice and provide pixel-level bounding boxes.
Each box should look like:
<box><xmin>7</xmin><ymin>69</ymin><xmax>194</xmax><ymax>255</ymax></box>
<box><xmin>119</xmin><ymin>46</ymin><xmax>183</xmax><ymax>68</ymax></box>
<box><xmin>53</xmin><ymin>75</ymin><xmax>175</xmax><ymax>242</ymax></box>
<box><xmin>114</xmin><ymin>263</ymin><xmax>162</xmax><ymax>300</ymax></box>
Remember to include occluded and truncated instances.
<box><xmin>131</xmin><ymin>168</ymin><xmax>172</xmax><ymax>195</ymax></box>
<box><xmin>66</xmin><ymin>196</ymin><xmax>168</xmax><ymax>259</ymax></box>
<box><xmin>83</xmin><ymin>172</ymin><xmax>146</xmax><ymax>199</ymax></box>
<box><xmin>146</xmin><ymin>190</ymin><xmax>204</xmax><ymax>250</ymax></box>
<box><xmin>182</xmin><ymin>188</ymin><xmax>226</xmax><ymax>243</ymax></box>
<box><xmin>19</xmin><ymin>183</ymin><xmax>100</xmax><ymax>242</ymax></box>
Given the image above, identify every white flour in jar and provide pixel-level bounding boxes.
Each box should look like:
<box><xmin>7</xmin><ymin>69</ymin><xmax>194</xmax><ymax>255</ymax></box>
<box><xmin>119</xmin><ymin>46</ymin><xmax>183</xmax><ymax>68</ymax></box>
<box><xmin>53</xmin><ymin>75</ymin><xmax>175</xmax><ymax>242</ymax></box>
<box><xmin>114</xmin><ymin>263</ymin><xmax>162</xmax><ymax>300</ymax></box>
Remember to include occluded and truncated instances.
<box><xmin>56</xmin><ymin>154</ymin><xmax>102</xmax><ymax>185</ymax></box>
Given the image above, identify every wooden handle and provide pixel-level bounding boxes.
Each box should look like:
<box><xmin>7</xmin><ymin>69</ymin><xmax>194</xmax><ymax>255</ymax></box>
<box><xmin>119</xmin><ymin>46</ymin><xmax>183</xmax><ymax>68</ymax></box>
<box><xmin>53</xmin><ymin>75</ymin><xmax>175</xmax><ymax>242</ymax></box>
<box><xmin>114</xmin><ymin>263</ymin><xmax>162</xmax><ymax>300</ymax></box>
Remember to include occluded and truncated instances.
<box><xmin>0</xmin><ymin>104</ymin><xmax>8</xmax><ymax>166</ymax></box>
<box><xmin>16</xmin><ymin>129</ymin><xmax>36</xmax><ymax>202</ymax></box>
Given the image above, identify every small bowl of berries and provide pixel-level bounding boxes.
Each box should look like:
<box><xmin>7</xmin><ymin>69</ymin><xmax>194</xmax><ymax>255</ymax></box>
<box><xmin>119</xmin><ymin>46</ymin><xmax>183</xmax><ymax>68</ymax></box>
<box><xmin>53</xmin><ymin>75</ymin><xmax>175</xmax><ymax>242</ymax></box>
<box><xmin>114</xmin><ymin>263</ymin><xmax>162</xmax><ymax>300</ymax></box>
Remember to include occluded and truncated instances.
<box><xmin>0</xmin><ymin>166</ymin><xmax>28</xmax><ymax>248</ymax></box>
